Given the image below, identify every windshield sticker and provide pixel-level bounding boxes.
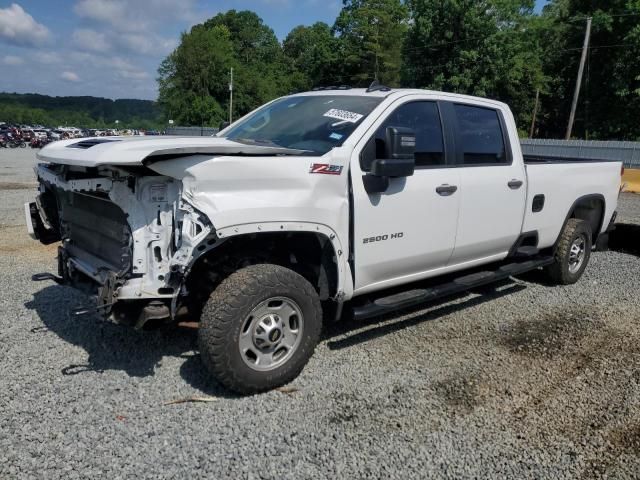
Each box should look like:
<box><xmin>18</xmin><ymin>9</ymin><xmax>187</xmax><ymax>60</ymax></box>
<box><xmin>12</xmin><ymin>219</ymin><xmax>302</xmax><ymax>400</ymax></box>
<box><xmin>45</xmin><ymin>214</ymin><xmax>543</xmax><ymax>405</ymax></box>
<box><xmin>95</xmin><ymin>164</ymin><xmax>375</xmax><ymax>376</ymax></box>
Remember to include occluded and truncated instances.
<box><xmin>309</xmin><ymin>163</ymin><xmax>343</xmax><ymax>175</ymax></box>
<box><xmin>323</xmin><ymin>108</ymin><xmax>364</xmax><ymax>124</ymax></box>
<box><xmin>329</xmin><ymin>132</ymin><xmax>343</xmax><ymax>140</ymax></box>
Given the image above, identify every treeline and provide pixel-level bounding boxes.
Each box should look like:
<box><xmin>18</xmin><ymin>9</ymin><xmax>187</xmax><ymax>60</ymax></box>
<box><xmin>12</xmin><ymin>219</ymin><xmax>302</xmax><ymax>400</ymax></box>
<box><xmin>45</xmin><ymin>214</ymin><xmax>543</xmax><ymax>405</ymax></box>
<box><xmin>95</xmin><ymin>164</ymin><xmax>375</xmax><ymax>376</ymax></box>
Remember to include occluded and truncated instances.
<box><xmin>158</xmin><ymin>0</ymin><xmax>640</xmax><ymax>140</ymax></box>
<box><xmin>0</xmin><ymin>93</ymin><xmax>163</xmax><ymax>129</ymax></box>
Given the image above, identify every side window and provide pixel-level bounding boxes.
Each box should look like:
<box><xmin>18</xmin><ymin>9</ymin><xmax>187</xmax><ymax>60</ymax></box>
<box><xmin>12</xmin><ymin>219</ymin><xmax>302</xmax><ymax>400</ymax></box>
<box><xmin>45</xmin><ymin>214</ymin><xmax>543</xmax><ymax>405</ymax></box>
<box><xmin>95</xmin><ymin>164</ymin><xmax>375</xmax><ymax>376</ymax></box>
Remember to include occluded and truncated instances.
<box><xmin>453</xmin><ymin>104</ymin><xmax>507</xmax><ymax>165</ymax></box>
<box><xmin>361</xmin><ymin>101</ymin><xmax>445</xmax><ymax>171</ymax></box>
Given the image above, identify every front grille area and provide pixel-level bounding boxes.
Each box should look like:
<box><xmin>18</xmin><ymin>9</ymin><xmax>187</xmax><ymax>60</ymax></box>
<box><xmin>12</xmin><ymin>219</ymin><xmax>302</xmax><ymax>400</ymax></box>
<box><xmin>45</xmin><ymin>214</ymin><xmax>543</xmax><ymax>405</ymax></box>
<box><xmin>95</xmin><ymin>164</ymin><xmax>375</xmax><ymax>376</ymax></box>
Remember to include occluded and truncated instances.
<box><xmin>56</xmin><ymin>190</ymin><xmax>132</xmax><ymax>272</ymax></box>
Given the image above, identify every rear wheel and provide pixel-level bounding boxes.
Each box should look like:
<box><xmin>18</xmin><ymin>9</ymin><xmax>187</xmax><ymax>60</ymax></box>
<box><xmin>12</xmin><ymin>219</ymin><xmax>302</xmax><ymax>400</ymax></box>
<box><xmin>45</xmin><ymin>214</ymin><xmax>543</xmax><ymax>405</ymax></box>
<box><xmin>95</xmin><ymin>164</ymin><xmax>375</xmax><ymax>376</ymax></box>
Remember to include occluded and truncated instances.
<box><xmin>545</xmin><ymin>218</ymin><xmax>592</xmax><ymax>285</ymax></box>
<box><xmin>198</xmin><ymin>264</ymin><xmax>322</xmax><ymax>394</ymax></box>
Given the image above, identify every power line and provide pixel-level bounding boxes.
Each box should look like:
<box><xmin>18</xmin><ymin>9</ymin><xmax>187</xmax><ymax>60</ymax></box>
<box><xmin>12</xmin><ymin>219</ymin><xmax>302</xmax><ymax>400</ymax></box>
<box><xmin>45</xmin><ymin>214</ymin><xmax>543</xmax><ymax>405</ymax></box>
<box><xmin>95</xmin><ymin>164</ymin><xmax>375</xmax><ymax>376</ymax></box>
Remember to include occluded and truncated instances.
<box><xmin>559</xmin><ymin>43</ymin><xmax>637</xmax><ymax>53</ymax></box>
<box><xmin>400</xmin><ymin>11</ymin><xmax>640</xmax><ymax>55</ymax></box>
<box><xmin>402</xmin><ymin>34</ymin><xmax>492</xmax><ymax>53</ymax></box>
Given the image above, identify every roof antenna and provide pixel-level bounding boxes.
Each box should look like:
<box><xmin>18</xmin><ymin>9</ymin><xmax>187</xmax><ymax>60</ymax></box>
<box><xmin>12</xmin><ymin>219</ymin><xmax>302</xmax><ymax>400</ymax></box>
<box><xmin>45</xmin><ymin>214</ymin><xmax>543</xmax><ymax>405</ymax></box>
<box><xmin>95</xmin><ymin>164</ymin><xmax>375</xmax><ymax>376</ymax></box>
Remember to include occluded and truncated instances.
<box><xmin>366</xmin><ymin>80</ymin><xmax>391</xmax><ymax>93</ymax></box>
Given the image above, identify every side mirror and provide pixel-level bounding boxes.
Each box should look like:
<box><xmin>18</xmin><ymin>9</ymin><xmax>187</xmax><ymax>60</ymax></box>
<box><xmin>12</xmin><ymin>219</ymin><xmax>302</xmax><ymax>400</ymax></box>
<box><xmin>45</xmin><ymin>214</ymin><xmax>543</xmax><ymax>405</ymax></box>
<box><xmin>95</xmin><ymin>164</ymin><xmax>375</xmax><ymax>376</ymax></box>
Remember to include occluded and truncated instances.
<box><xmin>363</xmin><ymin>126</ymin><xmax>416</xmax><ymax>194</ymax></box>
<box><xmin>385</xmin><ymin>126</ymin><xmax>416</xmax><ymax>160</ymax></box>
<box><xmin>219</xmin><ymin>121</ymin><xmax>230</xmax><ymax>131</ymax></box>
<box><xmin>370</xmin><ymin>157</ymin><xmax>415</xmax><ymax>178</ymax></box>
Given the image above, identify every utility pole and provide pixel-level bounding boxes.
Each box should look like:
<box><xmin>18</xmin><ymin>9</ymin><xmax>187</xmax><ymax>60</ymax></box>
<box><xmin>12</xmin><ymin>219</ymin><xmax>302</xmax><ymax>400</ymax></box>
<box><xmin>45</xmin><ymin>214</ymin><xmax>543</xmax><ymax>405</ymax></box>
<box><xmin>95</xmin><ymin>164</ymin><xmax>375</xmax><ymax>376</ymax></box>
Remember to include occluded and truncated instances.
<box><xmin>529</xmin><ymin>88</ymin><xmax>540</xmax><ymax>138</ymax></box>
<box><xmin>229</xmin><ymin>67</ymin><xmax>233</xmax><ymax>124</ymax></box>
<box><xmin>566</xmin><ymin>17</ymin><xmax>592</xmax><ymax>140</ymax></box>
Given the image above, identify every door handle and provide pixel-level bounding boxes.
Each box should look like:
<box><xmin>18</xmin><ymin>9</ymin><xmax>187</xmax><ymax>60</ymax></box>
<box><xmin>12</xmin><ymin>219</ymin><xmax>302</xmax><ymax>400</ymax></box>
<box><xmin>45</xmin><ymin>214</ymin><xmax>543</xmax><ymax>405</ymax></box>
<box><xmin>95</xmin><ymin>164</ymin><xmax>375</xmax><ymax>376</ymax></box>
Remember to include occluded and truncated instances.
<box><xmin>436</xmin><ymin>184</ymin><xmax>458</xmax><ymax>196</ymax></box>
<box><xmin>508</xmin><ymin>179</ymin><xmax>524</xmax><ymax>189</ymax></box>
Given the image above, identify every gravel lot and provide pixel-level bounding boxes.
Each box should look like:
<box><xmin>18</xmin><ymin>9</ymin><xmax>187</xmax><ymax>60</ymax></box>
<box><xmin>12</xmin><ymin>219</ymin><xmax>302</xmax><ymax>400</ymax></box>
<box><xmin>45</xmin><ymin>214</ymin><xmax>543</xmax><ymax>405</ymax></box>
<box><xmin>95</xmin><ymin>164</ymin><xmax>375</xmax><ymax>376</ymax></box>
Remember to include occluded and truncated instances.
<box><xmin>1</xmin><ymin>148</ymin><xmax>640</xmax><ymax>479</ymax></box>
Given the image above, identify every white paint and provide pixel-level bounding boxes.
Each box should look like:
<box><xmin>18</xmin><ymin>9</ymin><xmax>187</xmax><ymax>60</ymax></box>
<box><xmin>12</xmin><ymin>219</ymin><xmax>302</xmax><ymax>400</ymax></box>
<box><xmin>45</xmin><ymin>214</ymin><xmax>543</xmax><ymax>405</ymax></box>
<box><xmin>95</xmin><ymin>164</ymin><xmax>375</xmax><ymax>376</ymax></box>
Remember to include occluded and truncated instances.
<box><xmin>36</xmin><ymin>136</ymin><xmax>309</xmax><ymax>167</ymax></box>
<box><xmin>31</xmin><ymin>87</ymin><xmax>622</xmax><ymax>309</ymax></box>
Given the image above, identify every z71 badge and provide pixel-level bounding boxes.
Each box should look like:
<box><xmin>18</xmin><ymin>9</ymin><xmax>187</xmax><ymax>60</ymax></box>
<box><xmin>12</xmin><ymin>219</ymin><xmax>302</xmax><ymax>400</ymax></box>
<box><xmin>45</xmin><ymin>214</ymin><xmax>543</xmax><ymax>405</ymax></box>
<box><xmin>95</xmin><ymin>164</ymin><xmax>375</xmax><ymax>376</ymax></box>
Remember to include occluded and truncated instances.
<box><xmin>309</xmin><ymin>163</ymin><xmax>343</xmax><ymax>175</ymax></box>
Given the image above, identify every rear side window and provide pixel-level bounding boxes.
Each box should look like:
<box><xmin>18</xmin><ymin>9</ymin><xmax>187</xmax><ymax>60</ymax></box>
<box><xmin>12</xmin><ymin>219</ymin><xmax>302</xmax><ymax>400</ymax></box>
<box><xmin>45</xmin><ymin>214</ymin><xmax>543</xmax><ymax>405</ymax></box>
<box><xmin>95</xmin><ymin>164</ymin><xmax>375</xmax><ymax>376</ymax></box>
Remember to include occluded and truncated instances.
<box><xmin>453</xmin><ymin>104</ymin><xmax>507</xmax><ymax>165</ymax></box>
<box><xmin>374</xmin><ymin>101</ymin><xmax>445</xmax><ymax>167</ymax></box>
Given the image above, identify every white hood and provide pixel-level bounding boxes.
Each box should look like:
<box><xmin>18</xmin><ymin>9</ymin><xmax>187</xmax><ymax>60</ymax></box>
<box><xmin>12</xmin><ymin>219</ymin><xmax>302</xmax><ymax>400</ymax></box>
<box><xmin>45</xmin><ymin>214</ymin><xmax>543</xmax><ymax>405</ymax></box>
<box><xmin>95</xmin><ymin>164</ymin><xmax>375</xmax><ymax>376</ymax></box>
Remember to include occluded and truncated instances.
<box><xmin>36</xmin><ymin>136</ymin><xmax>307</xmax><ymax>167</ymax></box>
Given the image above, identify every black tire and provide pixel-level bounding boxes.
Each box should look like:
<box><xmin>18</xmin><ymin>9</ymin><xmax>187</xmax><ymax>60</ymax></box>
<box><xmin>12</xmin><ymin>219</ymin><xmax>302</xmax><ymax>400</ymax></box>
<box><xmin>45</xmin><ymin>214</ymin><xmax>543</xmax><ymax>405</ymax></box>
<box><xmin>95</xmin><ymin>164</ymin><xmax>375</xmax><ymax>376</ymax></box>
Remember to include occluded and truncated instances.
<box><xmin>545</xmin><ymin>218</ymin><xmax>592</xmax><ymax>285</ymax></box>
<box><xmin>198</xmin><ymin>264</ymin><xmax>322</xmax><ymax>394</ymax></box>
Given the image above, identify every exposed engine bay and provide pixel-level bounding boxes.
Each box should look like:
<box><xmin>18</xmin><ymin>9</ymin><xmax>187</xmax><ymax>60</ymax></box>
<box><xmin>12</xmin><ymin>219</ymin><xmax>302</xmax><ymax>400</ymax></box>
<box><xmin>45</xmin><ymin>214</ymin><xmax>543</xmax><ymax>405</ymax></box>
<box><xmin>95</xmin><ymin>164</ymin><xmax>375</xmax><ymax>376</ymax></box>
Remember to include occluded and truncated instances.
<box><xmin>27</xmin><ymin>163</ymin><xmax>219</xmax><ymax>326</ymax></box>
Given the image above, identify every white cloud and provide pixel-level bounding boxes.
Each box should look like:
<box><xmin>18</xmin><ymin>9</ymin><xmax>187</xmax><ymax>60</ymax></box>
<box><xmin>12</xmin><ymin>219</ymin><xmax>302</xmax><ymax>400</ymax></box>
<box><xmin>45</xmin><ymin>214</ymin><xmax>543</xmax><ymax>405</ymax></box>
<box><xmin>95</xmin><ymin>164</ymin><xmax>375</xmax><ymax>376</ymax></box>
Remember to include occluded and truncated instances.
<box><xmin>61</xmin><ymin>71</ymin><xmax>81</xmax><ymax>82</ymax></box>
<box><xmin>118</xmin><ymin>69</ymin><xmax>149</xmax><ymax>80</ymax></box>
<box><xmin>74</xmin><ymin>0</ymin><xmax>197</xmax><ymax>32</ymax></box>
<box><xmin>0</xmin><ymin>3</ymin><xmax>50</xmax><ymax>47</ymax></box>
<box><xmin>73</xmin><ymin>28</ymin><xmax>110</xmax><ymax>52</ymax></box>
<box><xmin>2</xmin><ymin>55</ymin><xmax>24</xmax><ymax>65</ymax></box>
<box><xmin>262</xmin><ymin>0</ymin><xmax>291</xmax><ymax>5</ymax></box>
<box><xmin>114</xmin><ymin>32</ymin><xmax>177</xmax><ymax>55</ymax></box>
<box><xmin>72</xmin><ymin>0</ymin><xmax>190</xmax><ymax>55</ymax></box>
<box><xmin>117</xmin><ymin>33</ymin><xmax>154</xmax><ymax>54</ymax></box>
<box><xmin>68</xmin><ymin>52</ymin><xmax>150</xmax><ymax>81</ymax></box>
<box><xmin>73</xmin><ymin>0</ymin><xmax>129</xmax><ymax>29</ymax></box>
<box><xmin>33</xmin><ymin>51</ymin><xmax>62</xmax><ymax>64</ymax></box>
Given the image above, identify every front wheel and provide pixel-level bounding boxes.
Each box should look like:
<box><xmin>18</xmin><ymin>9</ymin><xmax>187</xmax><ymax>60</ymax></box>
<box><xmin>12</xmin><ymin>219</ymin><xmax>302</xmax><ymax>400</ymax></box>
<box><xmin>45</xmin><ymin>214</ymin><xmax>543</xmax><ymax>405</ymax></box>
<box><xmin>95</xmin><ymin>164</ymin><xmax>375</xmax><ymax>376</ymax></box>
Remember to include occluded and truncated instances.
<box><xmin>545</xmin><ymin>218</ymin><xmax>592</xmax><ymax>285</ymax></box>
<box><xmin>198</xmin><ymin>264</ymin><xmax>322</xmax><ymax>394</ymax></box>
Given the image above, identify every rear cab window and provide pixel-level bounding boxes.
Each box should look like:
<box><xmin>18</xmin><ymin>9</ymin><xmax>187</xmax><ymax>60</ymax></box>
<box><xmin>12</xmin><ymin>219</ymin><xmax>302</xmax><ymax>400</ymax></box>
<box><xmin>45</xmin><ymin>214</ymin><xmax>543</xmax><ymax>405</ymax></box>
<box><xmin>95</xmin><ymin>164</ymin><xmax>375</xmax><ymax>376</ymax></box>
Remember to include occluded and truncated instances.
<box><xmin>452</xmin><ymin>104</ymin><xmax>509</xmax><ymax>166</ymax></box>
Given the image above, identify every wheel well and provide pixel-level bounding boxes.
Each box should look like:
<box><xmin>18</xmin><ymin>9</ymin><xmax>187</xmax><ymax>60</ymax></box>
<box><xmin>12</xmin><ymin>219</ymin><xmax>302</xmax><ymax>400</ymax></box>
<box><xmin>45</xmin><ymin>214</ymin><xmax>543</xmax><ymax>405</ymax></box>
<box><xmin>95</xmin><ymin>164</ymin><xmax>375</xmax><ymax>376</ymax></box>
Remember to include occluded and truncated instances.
<box><xmin>568</xmin><ymin>195</ymin><xmax>605</xmax><ymax>243</ymax></box>
<box><xmin>184</xmin><ymin>231</ymin><xmax>339</xmax><ymax>312</ymax></box>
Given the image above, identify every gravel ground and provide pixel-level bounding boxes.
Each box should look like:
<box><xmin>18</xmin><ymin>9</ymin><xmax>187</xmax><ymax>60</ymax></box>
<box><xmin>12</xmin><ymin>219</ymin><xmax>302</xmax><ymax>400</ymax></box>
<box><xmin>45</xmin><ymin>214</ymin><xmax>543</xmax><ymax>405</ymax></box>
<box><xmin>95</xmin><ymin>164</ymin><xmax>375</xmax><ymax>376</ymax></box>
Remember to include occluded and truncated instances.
<box><xmin>1</xmin><ymin>148</ymin><xmax>640</xmax><ymax>479</ymax></box>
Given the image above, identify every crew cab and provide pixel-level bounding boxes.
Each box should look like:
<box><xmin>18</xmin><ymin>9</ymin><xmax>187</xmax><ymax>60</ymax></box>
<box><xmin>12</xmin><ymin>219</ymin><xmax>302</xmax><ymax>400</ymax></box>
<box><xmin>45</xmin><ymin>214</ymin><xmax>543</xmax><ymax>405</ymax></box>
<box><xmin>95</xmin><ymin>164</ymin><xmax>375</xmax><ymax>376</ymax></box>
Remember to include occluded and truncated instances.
<box><xmin>26</xmin><ymin>87</ymin><xmax>622</xmax><ymax>393</ymax></box>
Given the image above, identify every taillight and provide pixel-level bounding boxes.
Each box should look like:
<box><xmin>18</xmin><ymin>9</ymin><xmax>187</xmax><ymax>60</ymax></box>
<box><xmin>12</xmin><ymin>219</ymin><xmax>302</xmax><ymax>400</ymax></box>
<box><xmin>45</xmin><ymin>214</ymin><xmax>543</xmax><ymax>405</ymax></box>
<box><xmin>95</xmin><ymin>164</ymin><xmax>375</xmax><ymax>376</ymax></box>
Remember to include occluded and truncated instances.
<box><xmin>621</xmin><ymin>166</ymin><xmax>625</xmax><ymax>176</ymax></box>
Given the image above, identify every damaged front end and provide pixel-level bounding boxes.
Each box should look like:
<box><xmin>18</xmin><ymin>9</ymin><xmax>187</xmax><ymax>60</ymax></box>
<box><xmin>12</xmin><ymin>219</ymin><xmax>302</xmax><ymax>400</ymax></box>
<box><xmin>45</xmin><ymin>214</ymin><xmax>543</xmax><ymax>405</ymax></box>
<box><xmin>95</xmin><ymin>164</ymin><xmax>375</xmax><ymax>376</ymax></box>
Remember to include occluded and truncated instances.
<box><xmin>27</xmin><ymin>162</ymin><xmax>219</xmax><ymax>327</ymax></box>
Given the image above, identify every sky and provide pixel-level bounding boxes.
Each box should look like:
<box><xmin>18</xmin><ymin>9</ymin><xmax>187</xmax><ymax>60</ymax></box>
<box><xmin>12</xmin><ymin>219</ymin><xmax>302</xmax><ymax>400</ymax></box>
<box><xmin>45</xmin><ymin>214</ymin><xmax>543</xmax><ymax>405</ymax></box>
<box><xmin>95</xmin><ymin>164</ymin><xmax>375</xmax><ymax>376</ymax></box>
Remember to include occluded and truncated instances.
<box><xmin>0</xmin><ymin>0</ymin><xmax>550</xmax><ymax>101</ymax></box>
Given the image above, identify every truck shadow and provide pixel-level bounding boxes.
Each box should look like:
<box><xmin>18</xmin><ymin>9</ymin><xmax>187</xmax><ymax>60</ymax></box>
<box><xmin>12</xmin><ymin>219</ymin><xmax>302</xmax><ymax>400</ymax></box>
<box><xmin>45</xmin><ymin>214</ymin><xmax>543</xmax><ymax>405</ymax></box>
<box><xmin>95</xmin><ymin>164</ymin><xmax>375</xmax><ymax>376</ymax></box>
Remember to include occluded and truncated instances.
<box><xmin>324</xmin><ymin>281</ymin><xmax>526</xmax><ymax>350</ymax></box>
<box><xmin>25</xmin><ymin>284</ymin><xmax>197</xmax><ymax>377</ymax></box>
<box><xmin>26</xmin><ymin>281</ymin><xmax>525</xmax><ymax>396</ymax></box>
<box><xmin>609</xmin><ymin>223</ymin><xmax>640</xmax><ymax>257</ymax></box>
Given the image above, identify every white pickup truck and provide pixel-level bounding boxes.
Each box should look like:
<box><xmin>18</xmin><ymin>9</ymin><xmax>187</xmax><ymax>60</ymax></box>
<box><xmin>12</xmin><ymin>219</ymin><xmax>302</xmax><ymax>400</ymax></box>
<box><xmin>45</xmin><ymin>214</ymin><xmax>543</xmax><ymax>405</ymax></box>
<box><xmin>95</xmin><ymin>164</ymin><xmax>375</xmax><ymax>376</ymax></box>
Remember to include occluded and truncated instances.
<box><xmin>27</xmin><ymin>86</ymin><xmax>622</xmax><ymax>393</ymax></box>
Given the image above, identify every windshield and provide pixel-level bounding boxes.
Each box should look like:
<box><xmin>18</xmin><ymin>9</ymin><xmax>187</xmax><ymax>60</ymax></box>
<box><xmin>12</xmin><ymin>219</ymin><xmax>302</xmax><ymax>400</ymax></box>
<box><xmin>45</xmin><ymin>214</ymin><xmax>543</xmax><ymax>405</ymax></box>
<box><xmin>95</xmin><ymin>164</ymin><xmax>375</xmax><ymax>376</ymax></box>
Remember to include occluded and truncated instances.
<box><xmin>224</xmin><ymin>95</ymin><xmax>382</xmax><ymax>156</ymax></box>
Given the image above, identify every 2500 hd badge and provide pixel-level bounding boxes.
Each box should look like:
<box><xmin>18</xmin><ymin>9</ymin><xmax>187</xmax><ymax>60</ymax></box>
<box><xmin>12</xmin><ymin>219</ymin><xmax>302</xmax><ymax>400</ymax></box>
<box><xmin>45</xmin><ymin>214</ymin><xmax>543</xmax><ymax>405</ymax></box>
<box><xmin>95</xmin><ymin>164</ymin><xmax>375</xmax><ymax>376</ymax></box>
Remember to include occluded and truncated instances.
<box><xmin>362</xmin><ymin>232</ymin><xmax>404</xmax><ymax>244</ymax></box>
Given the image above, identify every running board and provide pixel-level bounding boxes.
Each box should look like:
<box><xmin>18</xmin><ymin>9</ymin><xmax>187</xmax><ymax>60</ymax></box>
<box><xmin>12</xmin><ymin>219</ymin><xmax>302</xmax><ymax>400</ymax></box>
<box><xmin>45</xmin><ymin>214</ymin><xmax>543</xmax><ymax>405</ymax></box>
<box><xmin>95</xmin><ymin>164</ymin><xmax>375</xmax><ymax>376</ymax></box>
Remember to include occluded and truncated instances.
<box><xmin>352</xmin><ymin>256</ymin><xmax>554</xmax><ymax>321</ymax></box>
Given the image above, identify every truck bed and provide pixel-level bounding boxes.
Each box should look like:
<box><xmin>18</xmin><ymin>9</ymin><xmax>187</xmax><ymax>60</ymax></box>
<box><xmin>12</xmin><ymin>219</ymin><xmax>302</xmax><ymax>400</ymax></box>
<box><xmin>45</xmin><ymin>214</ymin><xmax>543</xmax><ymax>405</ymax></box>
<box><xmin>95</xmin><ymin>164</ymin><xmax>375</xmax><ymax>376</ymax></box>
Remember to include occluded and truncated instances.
<box><xmin>522</xmin><ymin>158</ymin><xmax>621</xmax><ymax>249</ymax></box>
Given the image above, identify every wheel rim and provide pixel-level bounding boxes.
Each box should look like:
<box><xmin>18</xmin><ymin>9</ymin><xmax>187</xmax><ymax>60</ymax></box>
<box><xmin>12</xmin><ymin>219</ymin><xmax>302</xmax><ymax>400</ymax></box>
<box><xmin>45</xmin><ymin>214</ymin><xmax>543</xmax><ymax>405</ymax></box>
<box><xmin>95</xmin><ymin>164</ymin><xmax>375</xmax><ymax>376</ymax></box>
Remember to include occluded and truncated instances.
<box><xmin>238</xmin><ymin>296</ymin><xmax>304</xmax><ymax>371</ymax></box>
<box><xmin>568</xmin><ymin>234</ymin><xmax>587</xmax><ymax>274</ymax></box>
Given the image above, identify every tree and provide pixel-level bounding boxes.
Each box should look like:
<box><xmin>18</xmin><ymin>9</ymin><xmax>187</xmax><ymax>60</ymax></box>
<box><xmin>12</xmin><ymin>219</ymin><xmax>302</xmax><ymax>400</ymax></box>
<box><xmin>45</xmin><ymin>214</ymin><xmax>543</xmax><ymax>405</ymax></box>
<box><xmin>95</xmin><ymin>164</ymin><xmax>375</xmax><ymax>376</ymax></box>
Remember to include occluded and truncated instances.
<box><xmin>0</xmin><ymin>93</ymin><xmax>162</xmax><ymax>128</ymax></box>
<box><xmin>283</xmin><ymin>23</ymin><xmax>342</xmax><ymax>88</ymax></box>
<box><xmin>333</xmin><ymin>0</ymin><xmax>409</xmax><ymax>86</ymax></box>
<box><xmin>403</xmin><ymin>0</ymin><xmax>544</xmax><ymax>134</ymax></box>
<box><xmin>536</xmin><ymin>0</ymin><xmax>640</xmax><ymax>139</ymax></box>
<box><xmin>203</xmin><ymin>10</ymin><xmax>298</xmax><ymax>115</ymax></box>
<box><xmin>157</xmin><ymin>25</ymin><xmax>234</xmax><ymax>126</ymax></box>
<box><xmin>158</xmin><ymin>10</ymin><xmax>301</xmax><ymax>126</ymax></box>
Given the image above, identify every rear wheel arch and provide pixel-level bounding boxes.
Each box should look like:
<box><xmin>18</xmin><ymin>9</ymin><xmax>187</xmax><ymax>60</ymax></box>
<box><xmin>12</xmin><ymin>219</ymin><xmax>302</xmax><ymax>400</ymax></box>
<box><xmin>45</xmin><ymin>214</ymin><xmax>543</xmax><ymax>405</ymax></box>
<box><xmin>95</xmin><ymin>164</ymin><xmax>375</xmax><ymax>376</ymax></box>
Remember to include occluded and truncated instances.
<box><xmin>557</xmin><ymin>194</ymin><xmax>605</xmax><ymax>247</ymax></box>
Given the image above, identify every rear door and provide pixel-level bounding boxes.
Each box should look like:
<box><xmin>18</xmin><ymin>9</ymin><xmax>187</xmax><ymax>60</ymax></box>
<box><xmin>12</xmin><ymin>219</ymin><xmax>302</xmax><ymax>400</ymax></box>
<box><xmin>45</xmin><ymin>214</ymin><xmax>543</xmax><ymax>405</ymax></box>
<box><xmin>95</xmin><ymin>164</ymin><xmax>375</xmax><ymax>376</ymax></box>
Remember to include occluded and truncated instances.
<box><xmin>444</xmin><ymin>102</ymin><xmax>527</xmax><ymax>265</ymax></box>
<box><xmin>351</xmin><ymin>98</ymin><xmax>461</xmax><ymax>294</ymax></box>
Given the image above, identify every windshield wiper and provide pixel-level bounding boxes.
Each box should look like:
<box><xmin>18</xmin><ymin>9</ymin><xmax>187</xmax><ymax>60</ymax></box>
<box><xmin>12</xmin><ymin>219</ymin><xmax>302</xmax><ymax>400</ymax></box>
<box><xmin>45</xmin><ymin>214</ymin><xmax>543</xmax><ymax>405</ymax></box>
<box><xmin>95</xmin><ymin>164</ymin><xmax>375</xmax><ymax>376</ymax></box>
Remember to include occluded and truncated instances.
<box><xmin>228</xmin><ymin>137</ymin><xmax>311</xmax><ymax>155</ymax></box>
<box><xmin>232</xmin><ymin>138</ymin><xmax>284</xmax><ymax>148</ymax></box>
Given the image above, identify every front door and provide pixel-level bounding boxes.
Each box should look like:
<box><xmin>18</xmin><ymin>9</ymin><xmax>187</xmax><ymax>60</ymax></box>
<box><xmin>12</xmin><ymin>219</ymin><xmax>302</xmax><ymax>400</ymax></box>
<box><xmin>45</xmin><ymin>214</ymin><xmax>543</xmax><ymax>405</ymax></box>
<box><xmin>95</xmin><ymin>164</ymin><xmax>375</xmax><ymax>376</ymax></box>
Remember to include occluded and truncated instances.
<box><xmin>351</xmin><ymin>99</ymin><xmax>460</xmax><ymax>295</ymax></box>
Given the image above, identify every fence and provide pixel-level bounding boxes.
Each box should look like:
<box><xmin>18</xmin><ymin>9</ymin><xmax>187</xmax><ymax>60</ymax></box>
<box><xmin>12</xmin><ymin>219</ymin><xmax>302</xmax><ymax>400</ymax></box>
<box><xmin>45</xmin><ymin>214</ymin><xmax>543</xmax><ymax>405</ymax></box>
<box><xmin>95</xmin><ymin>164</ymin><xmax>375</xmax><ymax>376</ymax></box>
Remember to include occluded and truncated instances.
<box><xmin>165</xmin><ymin>126</ymin><xmax>218</xmax><ymax>136</ymax></box>
<box><xmin>520</xmin><ymin>139</ymin><xmax>640</xmax><ymax>169</ymax></box>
